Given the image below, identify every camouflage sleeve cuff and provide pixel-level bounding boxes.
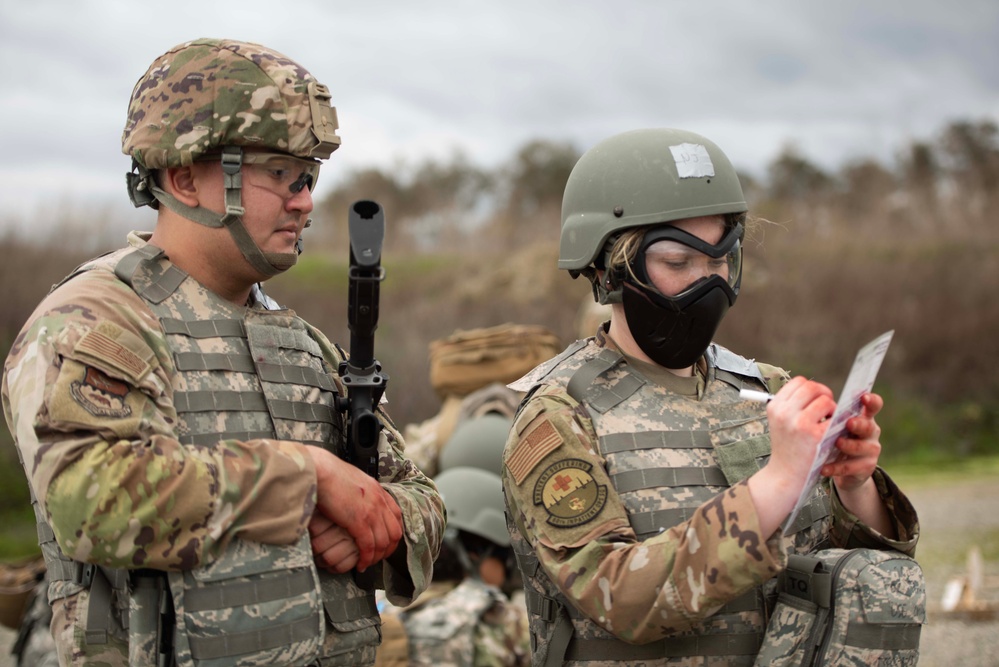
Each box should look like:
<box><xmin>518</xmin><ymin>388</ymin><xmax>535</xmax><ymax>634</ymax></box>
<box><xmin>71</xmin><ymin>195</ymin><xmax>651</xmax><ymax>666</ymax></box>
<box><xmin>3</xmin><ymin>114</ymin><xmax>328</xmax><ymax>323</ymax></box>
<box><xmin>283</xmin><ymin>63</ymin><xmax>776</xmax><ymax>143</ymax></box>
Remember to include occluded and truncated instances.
<box><xmin>829</xmin><ymin>468</ymin><xmax>920</xmax><ymax>556</ymax></box>
<box><xmin>379</xmin><ymin>481</ymin><xmax>445</xmax><ymax>607</ymax></box>
<box><xmin>375</xmin><ymin>420</ymin><xmax>446</xmax><ymax>607</ymax></box>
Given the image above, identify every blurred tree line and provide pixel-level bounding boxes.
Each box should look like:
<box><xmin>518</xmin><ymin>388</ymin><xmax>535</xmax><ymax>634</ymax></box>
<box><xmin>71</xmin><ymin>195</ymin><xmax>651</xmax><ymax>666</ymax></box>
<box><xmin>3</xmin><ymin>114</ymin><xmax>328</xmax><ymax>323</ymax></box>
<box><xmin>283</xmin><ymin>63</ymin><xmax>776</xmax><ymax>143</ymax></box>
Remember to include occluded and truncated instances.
<box><xmin>0</xmin><ymin>118</ymin><xmax>997</xmax><ymax>549</ymax></box>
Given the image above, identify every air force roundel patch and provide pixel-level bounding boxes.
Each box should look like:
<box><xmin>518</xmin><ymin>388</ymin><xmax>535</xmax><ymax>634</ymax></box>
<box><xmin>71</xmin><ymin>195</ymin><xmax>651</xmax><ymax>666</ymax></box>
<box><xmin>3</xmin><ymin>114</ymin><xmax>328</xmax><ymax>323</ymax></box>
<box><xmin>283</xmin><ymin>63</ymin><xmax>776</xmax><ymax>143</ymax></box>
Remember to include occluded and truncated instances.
<box><xmin>533</xmin><ymin>458</ymin><xmax>607</xmax><ymax>527</ymax></box>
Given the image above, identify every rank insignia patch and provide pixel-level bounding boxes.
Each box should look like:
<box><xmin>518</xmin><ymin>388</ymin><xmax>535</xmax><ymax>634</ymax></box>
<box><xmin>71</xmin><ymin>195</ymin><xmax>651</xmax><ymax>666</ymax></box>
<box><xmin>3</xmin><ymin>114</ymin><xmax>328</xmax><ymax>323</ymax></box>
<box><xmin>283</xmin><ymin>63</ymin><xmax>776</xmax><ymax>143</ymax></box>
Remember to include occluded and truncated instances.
<box><xmin>533</xmin><ymin>458</ymin><xmax>607</xmax><ymax>527</ymax></box>
<box><xmin>70</xmin><ymin>366</ymin><xmax>133</xmax><ymax>419</ymax></box>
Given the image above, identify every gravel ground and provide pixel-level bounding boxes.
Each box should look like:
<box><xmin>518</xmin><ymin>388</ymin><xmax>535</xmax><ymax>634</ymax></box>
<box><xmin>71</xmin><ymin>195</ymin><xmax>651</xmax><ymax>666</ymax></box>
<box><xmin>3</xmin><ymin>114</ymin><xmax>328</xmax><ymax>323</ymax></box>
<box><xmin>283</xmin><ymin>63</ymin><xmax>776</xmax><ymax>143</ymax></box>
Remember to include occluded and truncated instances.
<box><xmin>2</xmin><ymin>475</ymin><xmax>996</xmax><ymax>667</ymax></box>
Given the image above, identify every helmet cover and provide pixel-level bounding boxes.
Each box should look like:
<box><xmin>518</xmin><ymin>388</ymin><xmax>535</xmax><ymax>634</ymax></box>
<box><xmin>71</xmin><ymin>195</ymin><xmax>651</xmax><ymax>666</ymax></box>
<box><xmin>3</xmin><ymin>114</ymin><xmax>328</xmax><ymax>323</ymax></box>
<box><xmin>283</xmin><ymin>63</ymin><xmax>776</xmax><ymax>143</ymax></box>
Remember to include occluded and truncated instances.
<box><xmin>122</xmin><ymin>37</ymin><xmax>340</xmax><ymax>169</ymax></box>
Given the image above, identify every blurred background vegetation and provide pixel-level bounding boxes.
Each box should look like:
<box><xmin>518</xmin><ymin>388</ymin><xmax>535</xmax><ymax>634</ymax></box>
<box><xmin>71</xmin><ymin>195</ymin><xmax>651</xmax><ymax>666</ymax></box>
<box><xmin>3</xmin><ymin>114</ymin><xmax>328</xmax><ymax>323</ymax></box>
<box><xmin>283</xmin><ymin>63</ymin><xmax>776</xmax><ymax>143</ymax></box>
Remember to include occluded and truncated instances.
<box><xmin>1</xmin><ymin>118</ymin><xmax>997</xmax><ymax>558</ymax></box>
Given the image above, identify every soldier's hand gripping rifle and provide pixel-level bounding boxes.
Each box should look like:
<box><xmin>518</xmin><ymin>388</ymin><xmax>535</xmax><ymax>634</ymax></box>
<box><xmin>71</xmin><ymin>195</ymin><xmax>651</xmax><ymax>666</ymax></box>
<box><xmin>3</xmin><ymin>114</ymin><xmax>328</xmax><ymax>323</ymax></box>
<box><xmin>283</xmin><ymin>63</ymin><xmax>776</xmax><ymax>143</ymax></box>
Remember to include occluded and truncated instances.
<box><xmin>336</xmin><ymin>200</ymin><xmax>388</xmax><ymax>477</ymax></box>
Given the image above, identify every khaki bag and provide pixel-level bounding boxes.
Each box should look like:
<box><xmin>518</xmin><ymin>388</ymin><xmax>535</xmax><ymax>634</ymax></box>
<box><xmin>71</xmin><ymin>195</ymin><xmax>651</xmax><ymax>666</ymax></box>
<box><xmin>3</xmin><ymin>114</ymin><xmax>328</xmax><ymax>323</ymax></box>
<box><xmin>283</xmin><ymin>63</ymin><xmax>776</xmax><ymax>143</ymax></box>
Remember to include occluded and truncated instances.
<box><xmin>755</xmin><ymin>548</ymin><xmax>925</xmax><ymax>667</ymax></box>
<box><xmin>428</xmin><ymin>324</ymin><xmax>560</xmax><ymax>399</ymax></box>
<box><xmin>0</xmin><ymin>555</ymin><xmax>45</xmax><ymax>630</ymax></box>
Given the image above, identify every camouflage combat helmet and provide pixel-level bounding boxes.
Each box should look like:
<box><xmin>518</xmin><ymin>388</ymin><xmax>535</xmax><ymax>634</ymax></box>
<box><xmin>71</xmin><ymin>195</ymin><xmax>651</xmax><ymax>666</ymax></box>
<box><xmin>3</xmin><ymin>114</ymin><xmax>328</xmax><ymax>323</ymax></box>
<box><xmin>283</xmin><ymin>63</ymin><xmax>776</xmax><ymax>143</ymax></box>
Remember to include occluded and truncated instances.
<box><xmin>434</xmin><ymin>467</ymin><xmax>509</xmax><ymax>548</ymax></box>
<box><xmin>437</xmin><ymin>413</ymin><xmax>513</xmax><ymax>478</ymax></box>
<box><xmin>559</xmin><ymin>128</ymin><xmax>747</xmax><ymax>301</ymax></box>
<box><xmin>121</xmin><ymin>38</ymin><xmax>341</xmax><ymax>276</ymax></box>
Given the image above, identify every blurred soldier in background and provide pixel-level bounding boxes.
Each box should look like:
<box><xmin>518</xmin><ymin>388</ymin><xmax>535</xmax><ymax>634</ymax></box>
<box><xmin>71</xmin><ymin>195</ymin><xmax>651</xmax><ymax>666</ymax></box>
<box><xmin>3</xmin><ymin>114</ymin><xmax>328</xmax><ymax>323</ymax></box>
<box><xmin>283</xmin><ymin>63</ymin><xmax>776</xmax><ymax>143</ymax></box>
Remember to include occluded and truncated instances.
<box><xmin>376</xmin><ymin>466</ymin><xmax>529</xmax><ymax>667</ymax></box>
<box><xmin>0</xmin><ymin>555</ymin><xmax>56</xmax><ymax>667</ymax></box>
<box><xmin>2</xmin><ymin>38</ymin><xmax>444</xmax><ymax>667</ymax></box>
<box><xmin>502</xmin><ymin>128</ymin><xmax>920</xmax><ymax>666</ymax></box>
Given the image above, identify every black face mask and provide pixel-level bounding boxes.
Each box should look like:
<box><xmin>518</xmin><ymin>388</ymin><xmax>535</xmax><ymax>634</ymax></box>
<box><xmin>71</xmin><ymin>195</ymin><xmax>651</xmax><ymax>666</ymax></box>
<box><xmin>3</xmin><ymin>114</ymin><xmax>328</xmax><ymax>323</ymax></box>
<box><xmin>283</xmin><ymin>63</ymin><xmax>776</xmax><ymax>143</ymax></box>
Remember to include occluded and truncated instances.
<box><xmin>620</xmin><ymin>223</ymin><xmax>743</xmax><ymax>369</ymax></box>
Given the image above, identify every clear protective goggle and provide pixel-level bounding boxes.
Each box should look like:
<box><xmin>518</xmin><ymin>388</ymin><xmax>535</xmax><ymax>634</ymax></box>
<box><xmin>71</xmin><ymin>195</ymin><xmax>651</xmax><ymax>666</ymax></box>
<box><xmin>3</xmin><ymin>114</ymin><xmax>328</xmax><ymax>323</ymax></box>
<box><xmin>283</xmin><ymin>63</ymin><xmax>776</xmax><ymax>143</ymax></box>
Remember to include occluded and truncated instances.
<box><xmin>632</xmin><ymin>222</ymin><xmax>743</xmax><ymax>299</ymax></box>
<box><xmin>240</xmin><ymin>151</ymin><xmax>322</xmax><ymax>195</ymax></box>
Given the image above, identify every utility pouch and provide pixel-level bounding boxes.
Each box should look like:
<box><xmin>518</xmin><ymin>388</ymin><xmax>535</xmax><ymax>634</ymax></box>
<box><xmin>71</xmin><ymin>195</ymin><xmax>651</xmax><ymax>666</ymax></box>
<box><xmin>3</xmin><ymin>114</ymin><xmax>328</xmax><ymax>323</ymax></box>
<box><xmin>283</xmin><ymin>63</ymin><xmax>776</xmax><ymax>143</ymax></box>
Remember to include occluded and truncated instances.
<box><xmin>168</xmin><ymin>534</ymin><xmax>324</xmax><ymax>667</ymax></box>
<box><xmin>754</xmin><ymin>548</ymin><xmax>925</xmax><ymax>667</ymax></box>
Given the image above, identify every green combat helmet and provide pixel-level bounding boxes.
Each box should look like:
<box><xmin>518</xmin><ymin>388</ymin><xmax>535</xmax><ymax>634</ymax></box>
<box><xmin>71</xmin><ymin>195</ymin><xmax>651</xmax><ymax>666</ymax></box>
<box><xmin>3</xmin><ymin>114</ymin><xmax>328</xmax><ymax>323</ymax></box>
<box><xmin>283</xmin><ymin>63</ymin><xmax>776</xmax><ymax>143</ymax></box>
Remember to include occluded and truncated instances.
<box><xmin>434</xmin><ymin>466</ymin><xmax>509</xmax><ymax>578</ymax></box>
<box><xmin>559</xmin><ymin>128</ymin><xmax>747</xmax><ymax>303</ymax></box>
<box><xmin>560</xmin><ymin>128</ymin><xmax>748</xmax><ymax>368</ymax></box>
<box><xmin>434</xmin><ymin>467</ymin><xmax>509</xmax><ymax>548</ymax></box>
<box><xmin>121</xmin><ymin>37</ymin><xmax>341</xmax><ymax>276</ymax></box>
<box><xmin>437</xmin><ymin>413</ymin><xmax>513</xmax><ymax>478</ymax></box>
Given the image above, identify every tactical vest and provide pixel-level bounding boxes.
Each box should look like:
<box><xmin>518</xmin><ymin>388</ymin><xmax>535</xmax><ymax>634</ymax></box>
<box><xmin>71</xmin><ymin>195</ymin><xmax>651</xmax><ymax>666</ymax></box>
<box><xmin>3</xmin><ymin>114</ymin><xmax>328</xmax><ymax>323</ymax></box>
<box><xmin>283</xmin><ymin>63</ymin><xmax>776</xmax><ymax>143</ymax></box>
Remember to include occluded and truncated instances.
<box><xmin>39</xmin><ymin>245</ymin><xmax>381</xmax><ymax>667</ymax></box>
<box><xmin>398</xmin><ymin>579</ymin><xmax>501</xmax><ymax>667</ymax></box>
<box><xmin>509</xmin><ymin>341</ymin><xmax>833</xmax><ymax>667</ymax></box>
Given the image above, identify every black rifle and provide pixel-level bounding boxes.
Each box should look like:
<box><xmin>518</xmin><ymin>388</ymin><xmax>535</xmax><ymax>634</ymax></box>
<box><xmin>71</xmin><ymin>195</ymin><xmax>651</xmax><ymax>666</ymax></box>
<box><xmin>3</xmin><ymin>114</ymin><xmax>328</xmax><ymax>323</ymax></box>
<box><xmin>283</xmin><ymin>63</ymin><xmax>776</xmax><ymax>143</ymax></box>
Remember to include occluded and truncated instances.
<box><xmin>336</xmin><ymin>200</ymin><xmax>388</xmax><ymax>477</ymax></box>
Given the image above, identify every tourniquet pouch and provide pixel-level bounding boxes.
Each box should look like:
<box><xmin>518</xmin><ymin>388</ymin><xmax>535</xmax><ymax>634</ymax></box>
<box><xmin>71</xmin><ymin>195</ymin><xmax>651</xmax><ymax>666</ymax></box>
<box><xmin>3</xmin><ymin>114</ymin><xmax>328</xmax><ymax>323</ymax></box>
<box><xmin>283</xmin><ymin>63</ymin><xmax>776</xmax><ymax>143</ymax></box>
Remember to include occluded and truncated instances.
<box><xmin>754</xmin><ymin>548</ymin><xmax>925</xmax><ymax>667</ymax></box>
<box><xmin>168</xmin><ymin>534</ymin><xmax>324</xmax><ymax>667</ymax></box>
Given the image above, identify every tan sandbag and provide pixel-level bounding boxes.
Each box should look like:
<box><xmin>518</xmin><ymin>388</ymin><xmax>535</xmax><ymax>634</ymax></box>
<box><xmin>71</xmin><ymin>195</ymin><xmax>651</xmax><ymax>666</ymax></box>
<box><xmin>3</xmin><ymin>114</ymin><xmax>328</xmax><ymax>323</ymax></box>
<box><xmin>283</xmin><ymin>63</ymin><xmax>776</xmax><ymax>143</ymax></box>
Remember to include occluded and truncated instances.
<box><xmin>0</xmin><ymin>554</ymin><xmax>45</xmax><ymax>630</ymax></box>
<box><xmin>428</xmin><ymin>324</ymin><xmax>560</xmax><ymax>399</ymax></box>
<box><xmin>373</xmin><ymin>607</ymin><xmax>410</xmax><ymax>667</ymax></box>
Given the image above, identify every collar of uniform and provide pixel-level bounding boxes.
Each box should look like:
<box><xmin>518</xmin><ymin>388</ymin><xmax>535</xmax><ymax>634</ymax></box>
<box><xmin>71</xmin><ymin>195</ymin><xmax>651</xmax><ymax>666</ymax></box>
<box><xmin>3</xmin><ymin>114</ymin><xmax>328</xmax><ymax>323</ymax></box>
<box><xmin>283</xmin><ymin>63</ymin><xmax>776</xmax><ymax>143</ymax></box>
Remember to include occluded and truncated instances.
<box><xmin>600</xmin><ymin>331</ymin><xmax>704</xmax><ymax>397</ymax></box>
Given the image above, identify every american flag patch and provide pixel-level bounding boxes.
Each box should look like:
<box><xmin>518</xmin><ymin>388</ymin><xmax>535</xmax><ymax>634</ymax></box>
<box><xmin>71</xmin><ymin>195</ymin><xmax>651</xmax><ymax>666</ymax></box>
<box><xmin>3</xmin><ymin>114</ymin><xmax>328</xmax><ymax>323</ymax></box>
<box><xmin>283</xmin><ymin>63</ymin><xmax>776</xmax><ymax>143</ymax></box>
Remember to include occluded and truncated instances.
<box><xmin>76</xmin><ymin>330</ymin><xmax>150</xmax><ymax>381</ymax></box>
<box><xmin>507</xmin><ymin>420</ymin><xmax>562</xmax><ymax>485</ymax></box>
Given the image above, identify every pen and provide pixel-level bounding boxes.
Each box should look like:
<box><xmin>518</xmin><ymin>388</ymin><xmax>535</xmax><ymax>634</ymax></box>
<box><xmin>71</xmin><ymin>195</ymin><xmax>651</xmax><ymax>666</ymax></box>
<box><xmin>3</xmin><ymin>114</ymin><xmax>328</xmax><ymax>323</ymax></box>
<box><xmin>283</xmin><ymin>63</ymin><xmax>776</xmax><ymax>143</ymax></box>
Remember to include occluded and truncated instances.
<box><xmin>739</xmin><ymin>388</ymin><xmax>775</xmax><ymax>403</ymax></box>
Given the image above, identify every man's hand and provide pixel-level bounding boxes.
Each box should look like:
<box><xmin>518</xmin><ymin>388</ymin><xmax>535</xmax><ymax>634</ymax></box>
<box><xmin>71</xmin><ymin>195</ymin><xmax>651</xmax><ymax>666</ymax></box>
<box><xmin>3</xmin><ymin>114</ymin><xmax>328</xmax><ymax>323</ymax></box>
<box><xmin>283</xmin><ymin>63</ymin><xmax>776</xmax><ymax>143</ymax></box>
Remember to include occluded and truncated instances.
<box><xmin>305</xmin><ymin>447</ymin><xmax>403</xmax><ymax>571</ymax></box>
<box><xmin>309</xmin><ymin>514</ymin><xmax>360</xmax><ymax>573</ymax></box>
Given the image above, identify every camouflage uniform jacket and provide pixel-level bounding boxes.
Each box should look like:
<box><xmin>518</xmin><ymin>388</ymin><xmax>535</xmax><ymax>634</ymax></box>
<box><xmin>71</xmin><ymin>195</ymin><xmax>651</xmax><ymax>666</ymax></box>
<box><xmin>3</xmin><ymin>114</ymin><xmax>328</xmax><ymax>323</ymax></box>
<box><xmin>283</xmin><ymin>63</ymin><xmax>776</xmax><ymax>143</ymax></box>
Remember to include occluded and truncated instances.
<box><xmin>2</xmin><ymin>232</ymin><xmax>445</xmax><ymax>666</ymax></box>
<box><xmin>502</xmin><ymin>331</ymin><xmax>919</xmax><ymax>667</ymax></box>
<box><xmin>392</xmin><ymin>579</ymin><xmax>530</xmax><ymax>667</ymax></box>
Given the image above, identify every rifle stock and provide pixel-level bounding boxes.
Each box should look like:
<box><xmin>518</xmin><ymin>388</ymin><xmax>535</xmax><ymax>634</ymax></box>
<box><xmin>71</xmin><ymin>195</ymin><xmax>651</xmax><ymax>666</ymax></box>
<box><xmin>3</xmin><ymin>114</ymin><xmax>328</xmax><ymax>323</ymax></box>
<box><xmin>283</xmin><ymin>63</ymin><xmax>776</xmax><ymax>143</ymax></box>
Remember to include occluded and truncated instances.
<box><xmin>337</xmin><ymin>200</ymin><xmax>388</xmax><ymax>477</ymax></box>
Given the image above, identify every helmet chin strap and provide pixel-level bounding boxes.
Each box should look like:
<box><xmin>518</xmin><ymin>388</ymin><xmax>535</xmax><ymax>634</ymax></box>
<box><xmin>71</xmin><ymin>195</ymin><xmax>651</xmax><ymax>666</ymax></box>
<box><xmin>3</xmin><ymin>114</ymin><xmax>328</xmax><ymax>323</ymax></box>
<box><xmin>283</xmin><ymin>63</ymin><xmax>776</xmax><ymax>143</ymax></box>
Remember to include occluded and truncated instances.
<box><xmin>138</xmin><ymin>147</ymin><xmax>298</xmax><ymax>277</ymax></box>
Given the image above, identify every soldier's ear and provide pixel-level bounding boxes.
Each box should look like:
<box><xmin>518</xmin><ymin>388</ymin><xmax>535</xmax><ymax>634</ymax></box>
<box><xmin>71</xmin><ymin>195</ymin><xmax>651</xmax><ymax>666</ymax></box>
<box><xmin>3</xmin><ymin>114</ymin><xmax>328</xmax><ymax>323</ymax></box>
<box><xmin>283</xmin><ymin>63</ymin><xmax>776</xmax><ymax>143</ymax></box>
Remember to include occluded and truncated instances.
<box><xmin>163</xmin><ymin>165</ymin><xmax>201</xmax><ymax>207</ymax></box>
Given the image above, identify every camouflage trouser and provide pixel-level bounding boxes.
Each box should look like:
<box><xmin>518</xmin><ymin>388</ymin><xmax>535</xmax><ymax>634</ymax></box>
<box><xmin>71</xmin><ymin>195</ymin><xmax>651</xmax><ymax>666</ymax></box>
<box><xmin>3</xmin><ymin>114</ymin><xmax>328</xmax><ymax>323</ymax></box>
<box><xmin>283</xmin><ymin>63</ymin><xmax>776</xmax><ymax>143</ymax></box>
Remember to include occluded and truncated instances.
<box><xmin>13</xmin><ymin>582</ymin><xmax>58</xmax><ymax>667</ymax></box>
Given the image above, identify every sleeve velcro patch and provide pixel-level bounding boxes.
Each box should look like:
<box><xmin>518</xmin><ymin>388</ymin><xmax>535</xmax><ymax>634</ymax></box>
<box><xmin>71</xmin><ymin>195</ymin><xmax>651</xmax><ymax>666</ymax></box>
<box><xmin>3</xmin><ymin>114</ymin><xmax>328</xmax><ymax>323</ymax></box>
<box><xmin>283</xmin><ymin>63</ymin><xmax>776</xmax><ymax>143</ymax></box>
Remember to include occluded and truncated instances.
<box><xmin>507</xmin><ymin>419</ymin><xmax>563</xmax><ymax>486</ymax></box>
<box><xmin>74</xmin><ymin>322</ymin><xmax>153</xmax><ymax>383</ymax></box>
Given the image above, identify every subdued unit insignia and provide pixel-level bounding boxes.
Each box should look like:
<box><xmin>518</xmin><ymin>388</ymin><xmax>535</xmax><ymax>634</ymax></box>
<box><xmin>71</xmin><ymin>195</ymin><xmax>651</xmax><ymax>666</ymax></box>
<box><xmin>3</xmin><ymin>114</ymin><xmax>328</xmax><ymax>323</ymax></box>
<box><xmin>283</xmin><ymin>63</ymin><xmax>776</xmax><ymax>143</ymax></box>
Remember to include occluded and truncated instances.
<box><xmin>533</xmin><ymin>458</ymin><xmax>607</xmax><ymax>527</ymax></box>
<box><xmin>70</xmin><ymin>366</ymin><xmax>133</xmax><ymax>419</ymax></box>
<box><xmin>507</xmin><ymin>419</ymin><xmax>563</xmax><ymax>485</ymax></box>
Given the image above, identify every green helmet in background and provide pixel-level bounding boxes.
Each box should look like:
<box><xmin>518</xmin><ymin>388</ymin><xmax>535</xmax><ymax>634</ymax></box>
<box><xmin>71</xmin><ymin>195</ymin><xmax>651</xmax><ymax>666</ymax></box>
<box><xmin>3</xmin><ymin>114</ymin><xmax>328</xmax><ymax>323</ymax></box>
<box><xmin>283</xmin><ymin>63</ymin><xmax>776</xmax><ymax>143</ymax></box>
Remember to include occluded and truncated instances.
<box><xmin>121</xmin><ymin>38</ymin><xmax>341</xmax><ymax>275</ymax></box>
<box><xmin>438</xmin><ymin>413</ymin><xmax>513</xmax><ymax>478</ymax></box>
<box><xmin>434</xmin><ymin>467</ymin><xmax>509</xmax><ymax>548</ymax></box>
<box><xmin>559</xmin><ymin>128</ymin><xmax>747</xmax><ymax>276</ymax></box>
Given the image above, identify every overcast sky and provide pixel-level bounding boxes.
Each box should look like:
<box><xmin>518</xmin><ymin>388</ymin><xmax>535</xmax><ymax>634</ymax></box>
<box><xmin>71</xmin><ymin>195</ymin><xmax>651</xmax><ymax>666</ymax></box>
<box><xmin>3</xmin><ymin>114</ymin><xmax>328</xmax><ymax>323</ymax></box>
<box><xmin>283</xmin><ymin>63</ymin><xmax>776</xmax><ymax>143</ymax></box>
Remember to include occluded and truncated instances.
<box><xmin>1</xmin><ymin>0</ymin><xmax>997</xmax><ymax>235</ymax></box>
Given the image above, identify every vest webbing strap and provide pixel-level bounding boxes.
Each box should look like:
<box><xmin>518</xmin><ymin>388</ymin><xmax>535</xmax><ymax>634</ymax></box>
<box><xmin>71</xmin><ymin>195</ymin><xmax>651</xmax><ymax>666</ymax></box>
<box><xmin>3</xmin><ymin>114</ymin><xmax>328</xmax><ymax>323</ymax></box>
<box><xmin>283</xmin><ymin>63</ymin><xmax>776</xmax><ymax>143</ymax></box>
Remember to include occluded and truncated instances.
<box><xmin>161</xmin><ymin>318</ymin><xmax>246</xmax><ymax>338</ymax></box>
<box><xmin>175</xmin><ymin>352</ymin><xmax>256</xmax><ymax>373</ymax></box>
<box><xmin>180</xmin><ymin>430</ymin><xmax>286</xmax><ymax>445</ymax></box>
<box><xmin>630</xmin><ymin>507</ymin><xmax>697</xmax><ymax>537</ymax></box>
<box><xmin>845</xmin><ymin>622</ymin><xmax>921</xmax><ymax>650</ymax></box>
<box><xmin>526</xmin><ymin>588</ymin><xmax>759</xmax><ymax>623</ymax></box>
<box><xmin>564</xmin><ymin>631</ymin><xmax>762</xmax><ymax>661</ymax></box>
<box><xmin>782</xmin><ymin>493</ymin><xmax>832</xmax><ymax>536</ymax></box>
<box><xmin>179</xmin><ymin>431</ymin><xmax>328</xmax><ymax>447</ymax></box>
<box><xmin>113</xmin><ymin>246</ymin><xmax>186</xmax><ymax>304</ymax></box>
<box><xmin>172</xmin><ymin>354</ymin><xmax>338</xmax><ymax>393</ymax></box>
<box><xmin>188</xmin><ymin>615</ymin><xmax>318</xmax><ymax>660</ymax></box>
<box><xmin>611</xmin><ymin>466</ymin><xmax>727</xmax><ymax>493</ymax></box>
<box><xmin>566</xmin><ymin>350</ymin><xmax>646</xmax><ymax>414</ymax></box>
<box><xmin>600</xmin><ymin>429</ymin><xmax>714</xmax><ymax>453</ymax></box>
<box><xmin>714</xmin><ymin>369</ymin><xmax>749</xmax><ymax>392</ymax></box>
<box><xmin>85</xmin><ymin>566</ymin><xmax>113</xmax><ymax>645</ymax></box>
<box><xmin>258</xmin><ymin>362</ymin><xmax>338</xmax><ymax>392</ymax></box>
<box><xmin>323</xmin><ymin>592</ymin><xmax>378</xmax><ymax>623</ymax></box>
<box><xmin>175</xmin><ymin>390</ymin><xmax>339</xmax><ymax>425</ymax></box>
<box><xmin>83</xmin><ymin>566</ymin><xmax>131</xmax><ymax>645</ymax></box>
<box><xmin>270</xmin><ymin>399</ymin><xmax>339</xmax><ymax>424</ymax></box>
<box><xmin>183</xmin><ymin>569</ymin><xmax>315</xmax><ymax>612</ymax></box>
<box><xmin>566</xmin><ymin>350</ymin><xmax>622</xmax><ymax>402</ymax></box>
<box><xmin>174</xmin><ymin>390</ymin><xmax>269</xmax><ymax>413</ymax></box>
